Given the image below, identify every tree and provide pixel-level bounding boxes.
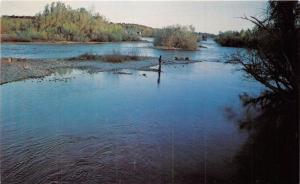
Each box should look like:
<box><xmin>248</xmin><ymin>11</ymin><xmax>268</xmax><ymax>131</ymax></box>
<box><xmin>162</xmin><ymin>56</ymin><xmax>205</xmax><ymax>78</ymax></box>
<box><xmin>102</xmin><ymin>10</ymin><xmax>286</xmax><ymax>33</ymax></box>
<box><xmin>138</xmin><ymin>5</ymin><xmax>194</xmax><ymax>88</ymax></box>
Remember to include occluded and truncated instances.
<box><xmin>1</xmin><ymin>2</ymin><xmax>141</xmax><ymax>42</ymax></box>
<box><xmin>231</xmin><ymin>1</ymin><xmax>299</xmax><ymax>183</ymax></box>
<box><xmin>233</xmin><ymin>1</ymin><xmax>298</xmax><ymax>105</ymax></box>
<box><xmin>154</xmin><ymin>25</ymin><xmax>198</xmax><ymax>50</ymax></box>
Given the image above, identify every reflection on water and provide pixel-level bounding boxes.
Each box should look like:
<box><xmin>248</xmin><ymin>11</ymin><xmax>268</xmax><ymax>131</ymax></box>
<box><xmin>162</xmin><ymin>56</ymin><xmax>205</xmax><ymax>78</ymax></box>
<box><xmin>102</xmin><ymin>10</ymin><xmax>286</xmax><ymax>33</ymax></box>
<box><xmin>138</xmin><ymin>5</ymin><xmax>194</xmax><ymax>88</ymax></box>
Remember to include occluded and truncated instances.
<box><xmin>231</xmin><ymin>92</ymin><xmax>299</xmax><ymax>184</ymax></box>
<box><xmin>0</xmin><ymin>62</ymin><xmax>263</xmax><ymax>183</ymax></box>
<box><xmin>157</xmin><ymin>69</ymin><xmax>161</xmax><ymax>86</ymax></box>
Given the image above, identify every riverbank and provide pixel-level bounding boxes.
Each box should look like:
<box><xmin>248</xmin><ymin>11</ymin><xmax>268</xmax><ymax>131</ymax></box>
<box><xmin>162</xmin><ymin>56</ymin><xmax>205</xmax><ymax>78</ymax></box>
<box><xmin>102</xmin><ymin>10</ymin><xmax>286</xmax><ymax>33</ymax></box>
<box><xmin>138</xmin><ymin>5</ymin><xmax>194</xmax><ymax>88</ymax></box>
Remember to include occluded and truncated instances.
<box><xmin>0</xmin><ymin>56</ymin><xmax>201</xmax><ymax>84</ymax></box>
<box><xmin>1</xmin><ymin>40</ymin><xmax>150</xmax><ymax>45</ymax></box>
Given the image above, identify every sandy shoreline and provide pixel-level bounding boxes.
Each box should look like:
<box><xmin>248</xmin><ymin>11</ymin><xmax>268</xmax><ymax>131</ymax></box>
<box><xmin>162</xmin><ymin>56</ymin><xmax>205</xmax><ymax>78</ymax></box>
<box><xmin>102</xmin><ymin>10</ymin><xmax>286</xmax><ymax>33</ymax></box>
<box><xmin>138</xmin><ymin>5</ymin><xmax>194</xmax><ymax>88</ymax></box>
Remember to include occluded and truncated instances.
<box><xmin>0</xmin><ymin>57</ymin><xmax>200</xmax><ymax>85</ymax></box>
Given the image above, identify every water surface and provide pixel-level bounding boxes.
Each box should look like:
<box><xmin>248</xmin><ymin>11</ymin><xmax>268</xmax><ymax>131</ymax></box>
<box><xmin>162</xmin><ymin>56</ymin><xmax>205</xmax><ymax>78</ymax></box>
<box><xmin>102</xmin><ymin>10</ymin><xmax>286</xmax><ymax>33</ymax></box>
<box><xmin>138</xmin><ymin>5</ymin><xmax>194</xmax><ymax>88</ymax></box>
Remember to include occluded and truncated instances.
<box><xmin>1</xmin><ymin>39</ymin><xmax>240</xmax><ymax>62</ymax></box>
<box><xmin>0</xmin><ymin>57</ymin><xmax>263</xmax><ymax>183</ymax></box>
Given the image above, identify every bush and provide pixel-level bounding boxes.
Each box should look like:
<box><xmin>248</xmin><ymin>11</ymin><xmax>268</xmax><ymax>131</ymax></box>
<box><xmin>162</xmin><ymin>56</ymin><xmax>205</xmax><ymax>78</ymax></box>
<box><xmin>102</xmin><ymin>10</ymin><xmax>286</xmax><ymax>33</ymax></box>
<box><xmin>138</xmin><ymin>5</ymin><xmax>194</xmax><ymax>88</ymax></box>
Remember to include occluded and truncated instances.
<box><xmin>109</xmin><ymin>32</ymin><xmax>122</xmax><ymax>42</ymax></box>
<box><xmin>122</xmin><ymin>32</ymin><xmax>140</xmax><ymax>41</ymax></box>
<box><xmin>15</xmin><ymin>32</ymin><xmax>32</xmax><ymax>42</ymax></box>
<box><xmin>90</xmin><ymin>33</ymin><xmax>109</xmax><ymax>42</ymax></box>
<box><xmin>30</xmin><ymin>31</ymin><xmax>48</xmax><ymax>41</ymax></box>
<box><xmin>154</xmin><ymin>25</ymin><xmax>198</xmax><ymax>50</ymax></box>
<box><xmin>215</xmin><ymin>30</ymin><xmax>256</xmax><ymax>48</ymax></box>
<box><xmin>68</xmin><ymin>53</ymin><xmax>144</xmax><ymax>63</ymax></box>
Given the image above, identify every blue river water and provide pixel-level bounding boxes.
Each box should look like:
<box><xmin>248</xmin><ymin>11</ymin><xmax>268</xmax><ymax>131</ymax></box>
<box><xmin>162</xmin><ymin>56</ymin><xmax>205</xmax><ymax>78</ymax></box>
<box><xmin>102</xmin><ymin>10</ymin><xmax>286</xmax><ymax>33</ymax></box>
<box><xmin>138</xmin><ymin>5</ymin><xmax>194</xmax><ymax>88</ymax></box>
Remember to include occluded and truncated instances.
<box><xmin>1</xmin><ymin>38</ymin><xmax>238</xmax><ymax>62</ymax></box>
<box><xmin>0</xmin><ymin>40</ymin><xmax>263</xmax><ymax>184</ymax></box>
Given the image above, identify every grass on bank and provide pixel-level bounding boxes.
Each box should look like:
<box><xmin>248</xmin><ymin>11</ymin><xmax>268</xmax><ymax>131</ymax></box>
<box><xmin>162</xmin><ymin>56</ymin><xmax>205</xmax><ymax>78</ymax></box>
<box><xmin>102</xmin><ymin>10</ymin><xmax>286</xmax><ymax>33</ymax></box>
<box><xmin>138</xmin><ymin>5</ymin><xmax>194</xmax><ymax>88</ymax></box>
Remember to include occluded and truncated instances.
<box><xmin>67</xmin><ymin>53</ymin><xmax>149</xmax><ymax>63</ymax></box>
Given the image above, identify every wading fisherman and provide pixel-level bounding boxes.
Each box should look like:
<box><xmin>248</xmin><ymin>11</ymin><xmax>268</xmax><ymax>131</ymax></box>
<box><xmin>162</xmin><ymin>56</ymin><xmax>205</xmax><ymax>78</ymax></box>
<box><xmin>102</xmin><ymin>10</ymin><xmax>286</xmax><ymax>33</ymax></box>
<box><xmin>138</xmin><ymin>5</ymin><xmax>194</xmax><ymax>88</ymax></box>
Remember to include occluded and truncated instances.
<box><xmin>158</xmin><ymin>55</ymin><xmax>162</xmax><ymax>72</ymax></box>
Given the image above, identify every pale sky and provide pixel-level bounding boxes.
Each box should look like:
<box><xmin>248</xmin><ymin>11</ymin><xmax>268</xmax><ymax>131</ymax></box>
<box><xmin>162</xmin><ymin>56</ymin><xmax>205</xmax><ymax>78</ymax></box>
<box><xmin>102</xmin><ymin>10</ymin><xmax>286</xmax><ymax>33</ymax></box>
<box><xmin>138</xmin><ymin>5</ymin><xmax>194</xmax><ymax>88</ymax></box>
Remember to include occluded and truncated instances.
<box><xmin>0</xmin><ymin>1</ymin><xmax>267</xmax><ymax>34</ymax></box>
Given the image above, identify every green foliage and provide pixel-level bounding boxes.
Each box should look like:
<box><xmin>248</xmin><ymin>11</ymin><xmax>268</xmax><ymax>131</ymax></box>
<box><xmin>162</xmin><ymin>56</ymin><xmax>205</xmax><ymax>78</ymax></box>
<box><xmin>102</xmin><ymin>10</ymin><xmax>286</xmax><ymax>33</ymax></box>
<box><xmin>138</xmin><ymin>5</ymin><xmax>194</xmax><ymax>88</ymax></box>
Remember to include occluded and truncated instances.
<box><xmin>1</xmin><ymin>2</ymin><xmax>141</xmax><ymax>42</ymax></box>
<box><xmin>118</xmin><ymin>23</ymin><xmax>156</xmax><ymax>37</ymax></box>
<box><xmin>215</xmin><ymin>29</ymin><xmax>256</xmax><ymax>48</ymax></box>
<box><xmin>154</xmin><ymin>25</ymin><xmax>198</xmax><ymax>50</ymax></box>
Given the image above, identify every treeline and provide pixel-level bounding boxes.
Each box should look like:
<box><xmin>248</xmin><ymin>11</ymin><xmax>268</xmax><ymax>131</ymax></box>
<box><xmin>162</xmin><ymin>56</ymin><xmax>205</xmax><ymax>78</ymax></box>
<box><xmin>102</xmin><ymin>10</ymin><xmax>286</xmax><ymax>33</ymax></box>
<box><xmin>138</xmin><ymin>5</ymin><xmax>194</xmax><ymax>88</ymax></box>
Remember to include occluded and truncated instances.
<box><xmin>117</xmin><ymin>23</ymin><xmax>156</xmax><ymax>37</ymax></box>
<box><xmin>1</xmin><ymin>2</ymin><xmax>143</xmax><ymax>42</ymax></box>
<box><xmin>215</xmin><ymin>29</ymin><xmax>257</xmax><ymax>48</ymax></box>
<box><xmin>154</xmin><ymin>25</ymin><xmax>198</xmax><ymax>50</ymax></box>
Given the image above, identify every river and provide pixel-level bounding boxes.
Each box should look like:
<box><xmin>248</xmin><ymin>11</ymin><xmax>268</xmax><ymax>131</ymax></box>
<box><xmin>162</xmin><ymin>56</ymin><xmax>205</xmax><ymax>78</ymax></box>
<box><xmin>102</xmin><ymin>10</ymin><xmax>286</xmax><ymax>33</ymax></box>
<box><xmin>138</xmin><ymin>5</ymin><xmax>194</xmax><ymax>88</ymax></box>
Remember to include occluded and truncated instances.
<box><xmin>0</xmin><ymin>39</ymin><xmax>263</xmax><ymax>184</ymax></box>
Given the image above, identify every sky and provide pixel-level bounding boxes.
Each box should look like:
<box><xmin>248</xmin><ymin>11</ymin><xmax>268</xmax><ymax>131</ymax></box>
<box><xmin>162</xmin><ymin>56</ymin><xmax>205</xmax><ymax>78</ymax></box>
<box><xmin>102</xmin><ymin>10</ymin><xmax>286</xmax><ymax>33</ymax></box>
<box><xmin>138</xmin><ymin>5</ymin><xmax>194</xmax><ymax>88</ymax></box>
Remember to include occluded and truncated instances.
<box><xmin>0</xmin><ymin>1</ymin><xmax>267</xmax><ymax>34</ymax></box>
